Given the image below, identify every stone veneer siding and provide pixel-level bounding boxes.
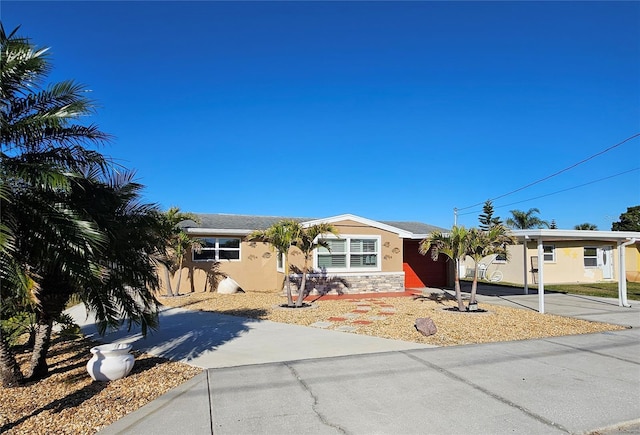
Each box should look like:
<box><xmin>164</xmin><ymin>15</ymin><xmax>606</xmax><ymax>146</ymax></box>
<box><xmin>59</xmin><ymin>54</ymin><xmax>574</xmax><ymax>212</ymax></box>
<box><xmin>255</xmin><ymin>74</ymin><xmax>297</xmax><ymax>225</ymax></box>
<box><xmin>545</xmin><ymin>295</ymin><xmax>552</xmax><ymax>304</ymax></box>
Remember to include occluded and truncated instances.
<box><xmin>289</xmin><ymin>272</ymin><xmax>405</xmax><ymax>295</ymax></box>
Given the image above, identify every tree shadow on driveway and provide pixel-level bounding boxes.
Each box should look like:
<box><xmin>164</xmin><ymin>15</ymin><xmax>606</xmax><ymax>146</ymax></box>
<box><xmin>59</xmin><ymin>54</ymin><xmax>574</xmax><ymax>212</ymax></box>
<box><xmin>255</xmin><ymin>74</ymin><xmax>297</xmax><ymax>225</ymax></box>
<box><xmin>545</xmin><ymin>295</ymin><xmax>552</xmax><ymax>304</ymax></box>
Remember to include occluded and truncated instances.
<box><xmin>72</xmin><ymin>306</ymin><xmax>265</xmax><ymax>364</ymax></box>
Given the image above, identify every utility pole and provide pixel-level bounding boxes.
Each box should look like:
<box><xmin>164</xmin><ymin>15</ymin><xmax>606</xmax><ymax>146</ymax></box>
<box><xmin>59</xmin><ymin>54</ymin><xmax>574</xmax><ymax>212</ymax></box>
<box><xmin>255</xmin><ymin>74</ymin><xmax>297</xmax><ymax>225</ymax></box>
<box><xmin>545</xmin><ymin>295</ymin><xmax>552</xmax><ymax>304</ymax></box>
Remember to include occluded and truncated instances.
<box><xmin>453</xmin><ymin>208</ymin><xmax>458</xmax><ymax>227</ymax></box>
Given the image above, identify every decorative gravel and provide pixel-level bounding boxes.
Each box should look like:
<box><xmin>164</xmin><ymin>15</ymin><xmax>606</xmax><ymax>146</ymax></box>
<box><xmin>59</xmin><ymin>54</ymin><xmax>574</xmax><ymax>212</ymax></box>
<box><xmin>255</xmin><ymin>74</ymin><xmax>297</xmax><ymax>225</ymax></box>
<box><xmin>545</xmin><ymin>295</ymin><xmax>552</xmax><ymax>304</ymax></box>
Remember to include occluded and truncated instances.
<box><xmin>1</xmin><ymin>290</ymin><xmax>625</xmax><ymax>434</ymax></box>
<box><xmin>158</xmin><ymin>291</ymin><xmax>625</xmax><ymax>346</ymax></box>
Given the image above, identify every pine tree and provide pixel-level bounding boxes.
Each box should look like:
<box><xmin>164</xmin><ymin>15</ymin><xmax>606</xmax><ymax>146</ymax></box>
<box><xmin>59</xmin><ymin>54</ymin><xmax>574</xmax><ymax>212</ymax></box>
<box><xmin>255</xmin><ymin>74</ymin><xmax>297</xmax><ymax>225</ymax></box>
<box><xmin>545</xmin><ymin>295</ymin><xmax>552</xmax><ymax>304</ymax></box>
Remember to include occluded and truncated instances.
<box><xmin>478</xmin><ymin>200</ymin><xmax>502</xmax><ymax>231</ymax></box>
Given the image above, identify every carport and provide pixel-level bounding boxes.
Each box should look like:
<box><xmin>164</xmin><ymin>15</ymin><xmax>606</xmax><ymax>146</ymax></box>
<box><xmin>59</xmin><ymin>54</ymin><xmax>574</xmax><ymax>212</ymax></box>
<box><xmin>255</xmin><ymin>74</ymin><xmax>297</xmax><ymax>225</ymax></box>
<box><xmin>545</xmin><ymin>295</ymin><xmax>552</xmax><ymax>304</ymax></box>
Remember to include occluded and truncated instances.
<box><xmin>510</xmin><ymin>229</ymin><xmax>638</xmax><ymax>313</ymax></box>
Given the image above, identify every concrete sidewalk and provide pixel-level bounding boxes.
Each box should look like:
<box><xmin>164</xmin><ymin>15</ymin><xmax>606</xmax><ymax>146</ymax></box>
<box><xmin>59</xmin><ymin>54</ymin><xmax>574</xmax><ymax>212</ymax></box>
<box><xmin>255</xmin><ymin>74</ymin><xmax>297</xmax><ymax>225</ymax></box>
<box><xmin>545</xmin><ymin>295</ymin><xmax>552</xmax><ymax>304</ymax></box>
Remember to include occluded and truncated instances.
<box><xmin>76</xmin><ymin>293</ymin><xmax>640</xmax><ymax>435</ymax></box>
<box><xmin>101</xmin><ymin>328</ymin><xmax>640</xmax><ymax>435</ymax></box>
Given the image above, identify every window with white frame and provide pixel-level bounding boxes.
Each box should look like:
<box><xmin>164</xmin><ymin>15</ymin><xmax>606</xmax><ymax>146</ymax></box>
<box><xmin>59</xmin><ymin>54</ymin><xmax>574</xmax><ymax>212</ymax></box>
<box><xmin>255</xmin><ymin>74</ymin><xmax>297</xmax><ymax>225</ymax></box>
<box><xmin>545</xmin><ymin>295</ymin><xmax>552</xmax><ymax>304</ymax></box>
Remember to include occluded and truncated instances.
<box><xmin>543</xmin><ymin>245</ymin><xmax>555</xmax><ymax>262</ymax></box>
<box><xmin>583</xmin><ymin>247</ymin><xmax>598</xmax><ymax>267</ymax></box>
<box><xmin>193</xmin><ymin>237</ymin><xmax>241</xmax><ymax>261</ymax></box>
<box><xmin>316</xmin><ymin>236</ymin><xmax>380</xmax><ymax>271</ymax></box>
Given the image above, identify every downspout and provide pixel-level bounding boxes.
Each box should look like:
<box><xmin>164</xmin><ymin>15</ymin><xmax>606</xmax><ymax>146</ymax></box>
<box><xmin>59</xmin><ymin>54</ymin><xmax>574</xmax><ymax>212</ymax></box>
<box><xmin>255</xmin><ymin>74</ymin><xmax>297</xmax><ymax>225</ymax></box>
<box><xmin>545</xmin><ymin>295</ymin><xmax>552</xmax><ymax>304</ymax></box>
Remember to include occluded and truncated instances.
<box><xmin>618</xmin><ymin>238</ymin><xmax>636</xmax><ymax>308</ymax></box>
<box><xmin>537</xmin><ymin>238</ymin><xmax>545</xmax><ymax>314</ymax></box>
<box><xmin>523</xmin><ymin>235</ymin><xmax>529</xmax><ymax>295</ymax></box>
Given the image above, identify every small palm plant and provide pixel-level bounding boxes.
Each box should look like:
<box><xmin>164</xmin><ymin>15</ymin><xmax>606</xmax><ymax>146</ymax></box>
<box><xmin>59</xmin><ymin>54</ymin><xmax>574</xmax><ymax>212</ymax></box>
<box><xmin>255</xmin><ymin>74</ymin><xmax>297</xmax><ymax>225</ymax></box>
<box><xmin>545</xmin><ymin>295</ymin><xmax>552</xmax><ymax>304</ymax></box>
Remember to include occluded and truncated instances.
<box><xmin>248</xmin><ymin>220</ymin><xmax>301</xmax><ymax>306</ymax></box>
<box><xmin>420</xmin><ymin>226</ymin><xmax>469</xmax><ymax>312</ymax></box>
<box><xmin>466</xmin><ymin>225</ymin><xmax>515</xmax><ymax>307</ymax></box>
<box><xmin>292</xmin><ymin>223</ymin><xmax>339</xmax><ymax>307</ymax></box>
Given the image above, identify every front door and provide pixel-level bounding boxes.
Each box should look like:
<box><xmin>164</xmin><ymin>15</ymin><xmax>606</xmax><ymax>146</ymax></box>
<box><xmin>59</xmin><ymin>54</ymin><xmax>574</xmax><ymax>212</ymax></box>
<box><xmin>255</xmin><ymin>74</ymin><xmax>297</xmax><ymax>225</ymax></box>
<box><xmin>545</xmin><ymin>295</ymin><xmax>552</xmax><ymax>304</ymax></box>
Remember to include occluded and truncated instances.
<box><xmin>600</xmin><ymin>246</ymin><xmax>614</xmax><ymax>279</ymax></box>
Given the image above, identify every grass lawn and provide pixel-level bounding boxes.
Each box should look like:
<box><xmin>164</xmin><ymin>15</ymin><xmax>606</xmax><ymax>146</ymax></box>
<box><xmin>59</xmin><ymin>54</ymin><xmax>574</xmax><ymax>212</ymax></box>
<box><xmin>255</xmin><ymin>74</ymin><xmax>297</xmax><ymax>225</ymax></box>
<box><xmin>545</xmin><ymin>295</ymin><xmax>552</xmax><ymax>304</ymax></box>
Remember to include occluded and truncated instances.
<box><xmin>545</xmin><ymin>281</ymin><xmax>640</xmax><ymax>301</ymax></box>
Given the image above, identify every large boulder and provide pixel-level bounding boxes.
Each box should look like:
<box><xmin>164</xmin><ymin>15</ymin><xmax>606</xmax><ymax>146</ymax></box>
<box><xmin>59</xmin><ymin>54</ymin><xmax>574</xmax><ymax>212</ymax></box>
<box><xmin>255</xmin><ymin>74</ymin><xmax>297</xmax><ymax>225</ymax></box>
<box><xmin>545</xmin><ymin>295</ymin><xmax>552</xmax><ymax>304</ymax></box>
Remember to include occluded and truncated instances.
<box><xmin>414</xmin><ymin>317</ymin><xmax>437</xmax><ymax>336</ymax></box>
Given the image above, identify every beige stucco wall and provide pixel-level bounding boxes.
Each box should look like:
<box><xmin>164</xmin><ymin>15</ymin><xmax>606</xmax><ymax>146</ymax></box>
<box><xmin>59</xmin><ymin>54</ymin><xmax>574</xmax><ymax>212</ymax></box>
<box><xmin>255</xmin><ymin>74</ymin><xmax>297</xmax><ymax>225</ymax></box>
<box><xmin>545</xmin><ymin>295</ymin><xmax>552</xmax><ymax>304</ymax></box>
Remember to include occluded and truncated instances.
<box><xmin>160</xmin><ymin>218</ymin><xmax>406</xmax><ymax>295</ymax></box>
<box><xmin>626</xmin><ymin>244</ymin><xmax>640</xmax><ymax>282</ymax></box>
<box><xmin>164</xmin><ymin>238</ymin><xmax>282</xmax><ymax>294</ymax></box>
<box><xmin>464</xmin><ymin>241</ymin><xmax>623</xmax><ymax>285</ymax></box>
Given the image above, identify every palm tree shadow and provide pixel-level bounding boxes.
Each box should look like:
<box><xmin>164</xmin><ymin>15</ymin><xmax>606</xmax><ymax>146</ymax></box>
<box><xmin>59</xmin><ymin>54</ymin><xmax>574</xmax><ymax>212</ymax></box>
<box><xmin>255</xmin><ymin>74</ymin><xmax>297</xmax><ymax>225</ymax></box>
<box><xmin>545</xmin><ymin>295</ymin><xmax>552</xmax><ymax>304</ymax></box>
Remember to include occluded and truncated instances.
<box><xmin>0</xmin><ymin>377</ymin><xmax>107</xmax><ymax>433</ymax></box>
<box><xmin>413</xmin><ymin>291</ymin><xmax>456</xmax><ymax>305</ymax></box>
<box><xmin>73</xmin><ymin>307</ymin><xmax>264</xmax><ymax>363</ymax></box>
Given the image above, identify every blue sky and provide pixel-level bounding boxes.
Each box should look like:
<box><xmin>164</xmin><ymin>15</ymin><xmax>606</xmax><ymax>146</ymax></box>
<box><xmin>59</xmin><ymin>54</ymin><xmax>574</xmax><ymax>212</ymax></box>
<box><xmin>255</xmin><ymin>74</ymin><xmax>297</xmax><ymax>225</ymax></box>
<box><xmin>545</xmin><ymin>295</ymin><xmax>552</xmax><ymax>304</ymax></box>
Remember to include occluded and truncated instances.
<box><xmin>3</xmin><ymin>1</ymin><xmax>639</xmax><ymax>230</ymax></box>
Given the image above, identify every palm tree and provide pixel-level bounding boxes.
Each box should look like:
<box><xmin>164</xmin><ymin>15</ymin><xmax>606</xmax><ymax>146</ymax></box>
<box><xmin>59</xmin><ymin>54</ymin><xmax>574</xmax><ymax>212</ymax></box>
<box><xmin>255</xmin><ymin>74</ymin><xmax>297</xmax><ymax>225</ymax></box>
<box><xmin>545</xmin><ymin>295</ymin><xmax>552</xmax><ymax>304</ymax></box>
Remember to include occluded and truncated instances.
<box><xmin>466</xmin><ymin>226</ymin><xmax>515</xmax><ymax>306</ymax></box>
<box><xmin>0</xmin><ymin>24</ymin><xmax>165</xmax><ymax>382</ymax></box>
<box><xmin>574</xmin><ymin>223</ymin><xmax>598</xmax><ymax>230</ymax></box>
<box><xmin>12</xmin><ymin>167</ymin><xmax>165</xmax><ymax>379</ymax></box>
<box><xmin>0</xmin><ymin>23</ymin><xmax>109</xmax><ymax>384</ymax></box>
<box><xmin>248</xmin><ymin>219</ymin><xmax>301</xmax><ymax>307</ymax></box>
<box><xmin>506</xmin><ymin>208</ymin><xmax>549</xmax><ymax>229</ymax></box>
<box><xmin>292</xmin><ymin>223</ymin><xmax>339</xmax><ymax>307</ymax></box>
<box><xmin>420</xmin><ymin>226</ymin><xmax>469</xmax><ymax>311</ymax></box>
<box><xmin>158</xmin><ymin>207</ymin><xmax>200</xmax><ymax>296</ymax></box>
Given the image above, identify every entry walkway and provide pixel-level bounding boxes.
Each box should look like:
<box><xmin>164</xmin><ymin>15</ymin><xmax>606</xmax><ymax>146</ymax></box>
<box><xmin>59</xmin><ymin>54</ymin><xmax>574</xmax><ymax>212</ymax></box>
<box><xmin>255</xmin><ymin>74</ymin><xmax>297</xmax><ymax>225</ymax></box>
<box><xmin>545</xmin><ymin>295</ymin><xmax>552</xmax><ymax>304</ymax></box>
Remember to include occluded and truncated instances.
<box><xmin>68</xmin><ymin>292</ymin><xmax>640</xmax><ymax>435</ymax></box>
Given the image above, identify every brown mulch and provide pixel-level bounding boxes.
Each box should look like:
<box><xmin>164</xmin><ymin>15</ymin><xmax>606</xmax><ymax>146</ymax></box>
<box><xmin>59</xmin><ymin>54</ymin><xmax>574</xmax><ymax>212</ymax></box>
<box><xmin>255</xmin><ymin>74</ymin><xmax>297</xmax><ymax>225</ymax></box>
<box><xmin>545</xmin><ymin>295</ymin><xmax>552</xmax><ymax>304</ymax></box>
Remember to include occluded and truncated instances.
<box><xmin>1</xmin><ymin>290</ymin><xmax>626</xmax><ymax>434</ymax></box>
<box><xmin>0</xmin><ymin>336</ymin><xmax>201</xmax><ymax>435</ymax></box>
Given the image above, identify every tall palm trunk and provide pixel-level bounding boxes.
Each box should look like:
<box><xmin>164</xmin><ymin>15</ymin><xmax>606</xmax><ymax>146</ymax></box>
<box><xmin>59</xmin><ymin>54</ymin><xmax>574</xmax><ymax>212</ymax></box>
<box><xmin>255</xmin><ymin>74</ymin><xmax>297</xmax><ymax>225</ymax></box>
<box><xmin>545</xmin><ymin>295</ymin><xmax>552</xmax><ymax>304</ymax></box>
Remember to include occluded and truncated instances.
<box><xmin>162</xmin><ymin>264</ymin><xmax>174</xmax><ymax>297</ymax></box>
<box><xmin>295</xmin><ymin>256</ymin><xmax>311</xmax><ymax>307</ymax></box>
<box><xmin>284</xmin><ymin>256</ymin><xmax>293</xmax><ymax>306</ymax></box>
<box><xmin>0</xmin><ymin>331</ymin><xmax>24</xmax><ymax>387</ymax></box>
<box><xmin>470</xmin><ymin>267</ymin><xmax>479</xmax><ymax>306</ymax></box>
<box><xmin>453</xmin><ymin>259</ymin><xmax>465</xmax><ymax>311</ymax></box>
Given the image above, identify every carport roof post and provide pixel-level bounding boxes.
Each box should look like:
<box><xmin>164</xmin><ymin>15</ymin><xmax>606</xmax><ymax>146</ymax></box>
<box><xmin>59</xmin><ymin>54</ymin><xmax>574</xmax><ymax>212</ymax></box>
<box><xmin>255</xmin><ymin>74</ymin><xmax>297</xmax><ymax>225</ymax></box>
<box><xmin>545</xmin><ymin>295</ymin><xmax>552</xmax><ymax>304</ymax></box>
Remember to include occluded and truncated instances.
<box><xmin>510</xmin><ymin>229</ymin><xmax>640</xmax><ymax>312</ymax></box>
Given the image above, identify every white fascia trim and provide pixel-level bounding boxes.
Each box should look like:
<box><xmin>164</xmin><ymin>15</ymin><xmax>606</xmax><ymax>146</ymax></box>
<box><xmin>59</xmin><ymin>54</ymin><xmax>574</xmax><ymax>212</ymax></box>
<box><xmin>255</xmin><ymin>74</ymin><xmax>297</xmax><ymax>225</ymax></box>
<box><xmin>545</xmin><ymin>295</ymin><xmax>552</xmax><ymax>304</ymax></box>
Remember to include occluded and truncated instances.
<box><xmin>184</xmin><ymin>228</ymin><xmax>252</xmax><ymax>236</ymax></box>
<box><xmin>510</xmin><ymin>230</ymin><xmax>640</xmax><ymax>242</ymax></box>
<box><xmin>302</xmin><ymin>214</ymin><xmax>414</xmax><ymax>238</ymax></box>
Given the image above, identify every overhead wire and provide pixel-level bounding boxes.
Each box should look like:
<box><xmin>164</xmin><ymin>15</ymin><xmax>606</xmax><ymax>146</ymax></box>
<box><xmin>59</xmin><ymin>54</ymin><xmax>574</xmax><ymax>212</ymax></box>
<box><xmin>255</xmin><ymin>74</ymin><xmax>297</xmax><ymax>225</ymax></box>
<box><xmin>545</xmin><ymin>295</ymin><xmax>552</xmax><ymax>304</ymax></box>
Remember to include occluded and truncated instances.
<box><xmin>456</xmin><ymin>133</ymin><xmax>640</xmax><ymax>212</ymax></box>
<box><xmin>457</xmin><ymin>167</ymin><xmax>640</xmax><ymax>217</ymax></box>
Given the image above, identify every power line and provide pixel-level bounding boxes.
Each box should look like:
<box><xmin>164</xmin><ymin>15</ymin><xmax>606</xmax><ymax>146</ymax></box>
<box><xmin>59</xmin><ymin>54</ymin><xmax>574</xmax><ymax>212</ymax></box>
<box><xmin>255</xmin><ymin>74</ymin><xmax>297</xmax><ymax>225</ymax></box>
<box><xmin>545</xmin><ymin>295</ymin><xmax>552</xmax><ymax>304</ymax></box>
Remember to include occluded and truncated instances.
<box><xmin>457</xmin><ymin>133</ymin><xmax>640</xmax><ymax>211</ymax></box>
<box><xmin>458</xmin><ymin>167</ymin><xmax>640</xmax><ymax>217</ymax></box>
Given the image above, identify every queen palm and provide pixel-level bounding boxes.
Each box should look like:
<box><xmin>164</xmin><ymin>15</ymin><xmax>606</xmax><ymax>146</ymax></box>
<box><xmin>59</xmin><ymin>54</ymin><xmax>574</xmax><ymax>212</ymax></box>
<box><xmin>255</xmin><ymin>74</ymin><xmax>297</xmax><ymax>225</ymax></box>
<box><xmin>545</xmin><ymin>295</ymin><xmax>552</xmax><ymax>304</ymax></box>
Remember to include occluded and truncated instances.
<box><xmin>420</xmin><ymin>226</ymin><xmax>469</xmax><ymax>311</ymax></box>
<box><xmin>506</xmin><ymin>208</ymin><xmax>549</xmax><ymax>229</ymax></box>
<box><xmin>292</xmin><ymin>223</ymin><xmax>338</xmax><ymax>307</ymax></box>
<box><xmin>248</xmin><ymin>219</ymin><xmax>301</xmax><ymax>307</ymax></box>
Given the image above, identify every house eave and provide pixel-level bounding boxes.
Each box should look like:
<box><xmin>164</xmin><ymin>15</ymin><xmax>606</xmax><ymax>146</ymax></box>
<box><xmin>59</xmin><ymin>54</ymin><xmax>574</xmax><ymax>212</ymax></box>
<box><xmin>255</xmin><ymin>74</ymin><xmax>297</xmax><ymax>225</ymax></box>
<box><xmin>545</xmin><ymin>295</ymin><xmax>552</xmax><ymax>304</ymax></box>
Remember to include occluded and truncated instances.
<box><xmin>510</xmin><ymin>229</ymin><xmax>640</xmax><ymax>243</ymax></box>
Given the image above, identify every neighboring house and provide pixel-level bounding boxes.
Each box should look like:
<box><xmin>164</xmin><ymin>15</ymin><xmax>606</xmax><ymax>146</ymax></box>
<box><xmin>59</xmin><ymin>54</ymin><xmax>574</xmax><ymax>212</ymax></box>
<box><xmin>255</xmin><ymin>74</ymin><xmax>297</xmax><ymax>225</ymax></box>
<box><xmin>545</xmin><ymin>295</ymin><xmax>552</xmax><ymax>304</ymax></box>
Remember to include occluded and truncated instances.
<box><xmin>463</xmin><ymin>229</ymin><xmax>640</xmax><ymax>309</ymax></box>
<box><xmin>167</xmin><ymin>213</ymin><xmax>447</xmax><ymax>295</ymax></box>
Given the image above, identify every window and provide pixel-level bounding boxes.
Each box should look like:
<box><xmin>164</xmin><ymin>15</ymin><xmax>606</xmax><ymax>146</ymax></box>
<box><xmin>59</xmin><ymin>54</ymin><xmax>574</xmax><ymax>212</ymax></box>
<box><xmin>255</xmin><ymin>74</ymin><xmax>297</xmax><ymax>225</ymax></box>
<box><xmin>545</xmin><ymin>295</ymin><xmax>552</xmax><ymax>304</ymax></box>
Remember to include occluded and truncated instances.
<box><xmin>277</xmin><ymin>252</ymin><xmax>284</xmax><ymax>272</ymax></box>
<box><xmin>193</xmin><ymin>237</ymin><xmax>240</xmax><ymax>261</ymax></box>
<box><xmin>584</xmin><ymin>247</ymin><xmax>598</xmax><ymax>267</ymax></box>
<box><xmin>316</xmin><ymin>236</ymin><xmax>379</xmax><ymax>271</ymax></box>
<box><xmin>543</xmin><ymin>245</ymin><xmax>555</xmax><ymax>262</ymax></box>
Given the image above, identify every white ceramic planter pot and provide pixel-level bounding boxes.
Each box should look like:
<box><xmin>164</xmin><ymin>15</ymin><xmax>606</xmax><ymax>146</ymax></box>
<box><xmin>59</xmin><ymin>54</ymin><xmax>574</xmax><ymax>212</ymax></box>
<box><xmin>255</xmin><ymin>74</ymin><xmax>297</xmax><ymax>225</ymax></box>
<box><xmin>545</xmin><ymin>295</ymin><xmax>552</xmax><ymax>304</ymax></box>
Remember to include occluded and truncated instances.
<box><xmin>86</xmin><ymin>343</ymin><xmax>135</xmax><ymax>381</ymax></box>
<box><xmin>217</xmin><ymin>276</ymin><xmax>242</xmax><ymax>294</ymax></box>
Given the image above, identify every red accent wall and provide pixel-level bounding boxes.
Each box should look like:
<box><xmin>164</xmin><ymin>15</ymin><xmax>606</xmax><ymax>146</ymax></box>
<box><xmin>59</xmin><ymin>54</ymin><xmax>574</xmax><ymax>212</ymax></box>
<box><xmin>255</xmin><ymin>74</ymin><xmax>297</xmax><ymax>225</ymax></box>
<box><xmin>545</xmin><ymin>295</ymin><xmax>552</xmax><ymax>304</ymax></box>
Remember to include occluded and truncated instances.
<box><xmin>403</xmin><ymin>240</ymin><xmax>447</xmax><ymax>288</ymax></box>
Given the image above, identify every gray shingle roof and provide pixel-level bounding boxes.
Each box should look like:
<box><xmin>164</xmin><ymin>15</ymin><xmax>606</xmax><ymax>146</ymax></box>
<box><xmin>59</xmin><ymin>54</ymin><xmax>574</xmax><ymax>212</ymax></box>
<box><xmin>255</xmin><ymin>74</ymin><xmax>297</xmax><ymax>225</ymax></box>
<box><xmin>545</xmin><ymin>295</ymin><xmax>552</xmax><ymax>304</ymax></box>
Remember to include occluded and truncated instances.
<box><xmin>183</xmin><ymin>213</ymin><xmax>445</xmax><ymax>237</ymax></box>
<box><xmin>380</xmin><ymin>221</ymin><xmax>447</xmax><ymax>235</ymax></box>
<box><xmin>185</xmin><ymin>214</ymin><xmax>313</xmax><ymax>231</ymax></box>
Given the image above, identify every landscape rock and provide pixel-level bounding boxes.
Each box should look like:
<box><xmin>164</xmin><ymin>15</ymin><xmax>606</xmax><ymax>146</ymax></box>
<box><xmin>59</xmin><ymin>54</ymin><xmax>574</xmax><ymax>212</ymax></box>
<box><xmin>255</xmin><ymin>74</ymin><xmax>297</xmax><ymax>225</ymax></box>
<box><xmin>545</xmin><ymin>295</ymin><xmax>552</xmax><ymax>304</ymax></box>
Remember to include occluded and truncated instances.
<box><xmin>414</xmin><ymin>317</ymin><xmax>437</xmax><ymax>336</ymax></box>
